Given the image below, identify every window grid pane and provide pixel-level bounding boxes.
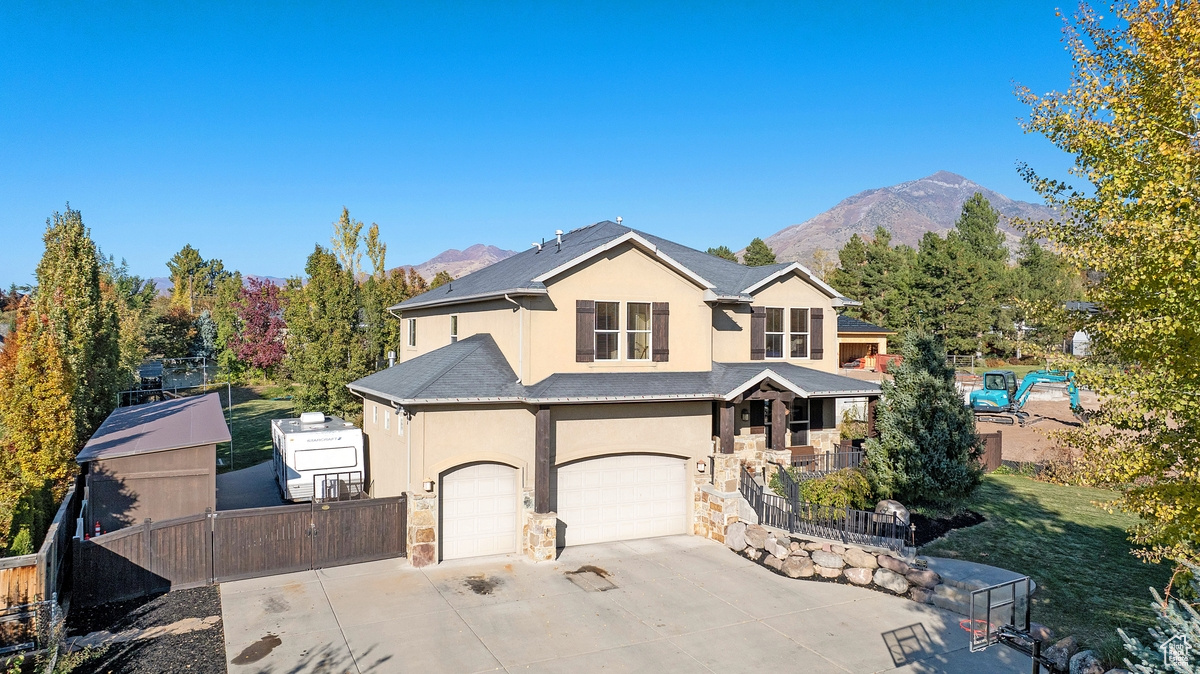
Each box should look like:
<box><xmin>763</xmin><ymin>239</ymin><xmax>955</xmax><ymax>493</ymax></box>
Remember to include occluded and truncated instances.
<box><xmin>596</xmin><ymin>332</ymin><xmax>619</xmax><ymax>360</ymax></box>
<box><xmin>765</xmin><ymin>308</ymin><xmax>784</xmax><ymax>333</ymax></box>
<box><xmin>596</xmin><ymin>302</ymin><xmax>619</xmax><ymax>331</ymax></box>
<box><xmin>627</xmin><ymin>303</ymin><xmax>651</xmax><ymax>360</ymax></box>
<box><xmin>765</xmin><ymin>334</ymin><xmax>783</xmax><ymax>359</ymax></box>
<box><xmin>789</xmin><ymin>308</ymin><xmax>809</xmax><ymax>358</ymax></box>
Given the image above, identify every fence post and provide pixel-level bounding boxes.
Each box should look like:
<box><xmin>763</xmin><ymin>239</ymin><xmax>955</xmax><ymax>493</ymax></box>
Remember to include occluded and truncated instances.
<box><xmin>143</xmin><ymin>518</ymin><xmax>153</xmax><ymax>596</ymax></box>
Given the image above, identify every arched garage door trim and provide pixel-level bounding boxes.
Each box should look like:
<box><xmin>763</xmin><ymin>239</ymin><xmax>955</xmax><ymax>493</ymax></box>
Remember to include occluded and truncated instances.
<box><xmin>440</xmin><ymin>461</ymin><xmax>520</xmax><ymax>561</ymax></box>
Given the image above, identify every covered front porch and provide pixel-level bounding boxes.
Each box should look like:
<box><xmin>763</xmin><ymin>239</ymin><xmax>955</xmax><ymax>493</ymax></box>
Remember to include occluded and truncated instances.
<box><xmin>711</xmin><ymin>376</ymin><xmax>878</xmax><ymax>467</ymax></box>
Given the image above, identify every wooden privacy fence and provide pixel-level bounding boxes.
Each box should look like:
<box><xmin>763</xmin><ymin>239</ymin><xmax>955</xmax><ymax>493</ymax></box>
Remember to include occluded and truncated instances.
<box><xmin>74</xmin><ymin>496</ymin><xmax>407</xmax><ymax>608</ymax></box>
<box><xmin>979</xmin><ymin>430</ymin><xmax>1003</xmax><ymax>473</ymax></box>
<box><xmin>0</xmin><ymin>478</ymin><xmax>83</xmax><ymax>652</ymax></box>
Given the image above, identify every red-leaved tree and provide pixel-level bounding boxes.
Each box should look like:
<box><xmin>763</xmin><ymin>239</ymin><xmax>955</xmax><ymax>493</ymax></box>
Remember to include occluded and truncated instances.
<box><xmin>229</xmin><ymin>277</ymin><xmax>287</xmax><ymax>372</ymax></box>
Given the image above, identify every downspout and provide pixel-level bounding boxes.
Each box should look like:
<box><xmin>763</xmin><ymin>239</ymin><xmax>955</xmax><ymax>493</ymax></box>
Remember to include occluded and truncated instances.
<box><xmin>503</xmin><ymin>294</ymin><xmax>523</xmax><ymax>383</ymax></box>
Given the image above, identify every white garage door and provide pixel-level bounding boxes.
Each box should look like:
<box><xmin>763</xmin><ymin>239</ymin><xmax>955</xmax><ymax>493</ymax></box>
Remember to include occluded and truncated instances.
<box><xmin>555</xmin><ymin>454</ymin><xmax>688</xmax><ymax>547</ymax></box>
<box><xmin>441</xmin><ymin>463</ymin><xmax>519</xmax><ymax>561</ymax></box>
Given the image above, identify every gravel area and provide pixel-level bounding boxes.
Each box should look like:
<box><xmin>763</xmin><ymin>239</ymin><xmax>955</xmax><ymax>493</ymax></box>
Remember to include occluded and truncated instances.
<box><xmin>62</xmin><ymin>587</ymin><xmax>226</xmax><ymax>673</ymax></box>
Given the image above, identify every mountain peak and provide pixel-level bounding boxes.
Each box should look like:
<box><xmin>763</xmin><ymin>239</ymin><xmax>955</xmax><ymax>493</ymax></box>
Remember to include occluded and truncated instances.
<box><xmin>763</xmin><ymin>173</ymin><xmax>1054</xmax><ymax>267</ymax></box>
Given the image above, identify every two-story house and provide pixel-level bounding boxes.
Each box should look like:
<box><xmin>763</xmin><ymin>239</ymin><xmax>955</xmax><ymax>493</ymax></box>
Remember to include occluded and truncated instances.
<box><xmin>347</xmin><ymin>220</ymin><xmax>880</xmax><ymax>566</ymax></box>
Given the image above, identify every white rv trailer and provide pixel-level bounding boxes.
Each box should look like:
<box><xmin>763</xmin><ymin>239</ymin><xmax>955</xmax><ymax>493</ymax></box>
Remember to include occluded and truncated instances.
<box><xmin>271</xmin><ymin>412</ymin><xmax>365</xmax><ymax>502</ymax></box>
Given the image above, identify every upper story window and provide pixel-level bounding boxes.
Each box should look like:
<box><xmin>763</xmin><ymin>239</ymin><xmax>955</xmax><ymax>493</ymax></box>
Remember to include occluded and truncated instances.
<box><xmin>765</xmin><ymin>307</ymin><xmax>784</xmax><ymax>358</ymax></box>
<box><xmin>372</xmin><ymin>405</ymin><xmax>378</xmax><ymax>424</ymax></box>
<box><xmin>384</xmin><ymin>408</ymin><xmax>390</xmax><ymax>431</ymax></box>
<box><xmin>595</xmin><ymin>301</ymin><xmax>620</xmax><ymax>360</ymax></box>
<box><xmin>450</xmin><ymin>315</ymin><xmax>458</xmax><ymax>343</ymax></box>
<box><xmin>627</xmin><ymin>302</ymin><xmax>651</xmax><ymax>360</ymax></box>
<box><xmin>790</xmin><ymin>308</ymin><xmax>809</xmax><ymax>358</ymax></box>
<box><xmin>407</xmin><ymin>318</ymin><xmax>416</xmax><ymax>347</ymax></box>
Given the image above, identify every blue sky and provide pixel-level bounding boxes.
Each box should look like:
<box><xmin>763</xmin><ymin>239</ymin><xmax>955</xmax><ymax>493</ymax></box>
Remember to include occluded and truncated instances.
<box><xmin>0</xmin><ymin>2</ymin><xmax>1077</xmax><ymax>287</ymax></box>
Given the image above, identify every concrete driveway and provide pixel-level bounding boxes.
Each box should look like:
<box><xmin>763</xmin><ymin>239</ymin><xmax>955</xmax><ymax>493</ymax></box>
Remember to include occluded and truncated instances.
<box><xmin>220</xmin><ymin>535</ymin><xmax>1027</xmax><ymax>673</ymax></box>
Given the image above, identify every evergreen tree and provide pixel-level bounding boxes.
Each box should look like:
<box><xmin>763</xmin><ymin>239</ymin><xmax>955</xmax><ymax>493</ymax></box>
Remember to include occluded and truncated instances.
<box><xmin>190</xmin><ymin>310</ymin><xmax>219</xmax><ymax>360</ymax></box>
<box><xmin>1012</xmin><ymin>236</ymin><xmax>1080</xmax><ymax>353</ymax></box>
<box><xmin>829</xmin><ymin>234</ymin><xmax>867</xmax><ymax>317</ymax></box>
<box><xmin>743</xmin><ymin>238</ymin><xmax>777</xmax><ymax>266</ymax></box>
<box><xmin>861</xmin><ymin>228</ymin><xmax>918</xmax><ymax>331</ymax></box>
<box><xmin>864</xmin><ymin>332</ymin><xmax>982</xmax><ymax>507</ymax></box>
<box><xmin>955</xmin><ymin>193</ymin><xmax>1007</xmax><ymax>265</ymax></box>
<box><xmin>429</xmin><ymin>270</ymin><xmax>453</xmax><ymax>289</ymax></box>
<box><xmin>34</xmin><ymin>206</ymin><xmax>123</xmax><ymax>443</ymax></box>
<box><xmin>166</xmin><ymin>245</ymin><xmax>231</xmax><ymax>312</ymax></box>
<box><xmin>706</xmin><ymin>245</ymin><xmax>738</xmax><ymax>262</ymax></box>
<box><xmin>915</xmin><ymin>231</ymin><xmax>997</xmax><ymax>355</ymax></box>
<box><xmin>1117</xmin><ymin>566</ymin><xmax>1199</xmax><ymax>673</ymax></box>
<box><xmin>284</xmin><ymin>246</ymin><xmax>368</xmax><ymax>420</ymax></box>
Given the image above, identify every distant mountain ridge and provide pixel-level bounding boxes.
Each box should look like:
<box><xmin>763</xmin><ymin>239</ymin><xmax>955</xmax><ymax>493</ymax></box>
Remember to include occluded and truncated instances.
<box><xmin>392</xmin><ymin>244</ymin><xmax>517</xmax><ymax>280</ymax></box>
<box><xmin>760</xmin><ymin>171</ymin><xmax>1057</xmax><ymax>266</ymax></box>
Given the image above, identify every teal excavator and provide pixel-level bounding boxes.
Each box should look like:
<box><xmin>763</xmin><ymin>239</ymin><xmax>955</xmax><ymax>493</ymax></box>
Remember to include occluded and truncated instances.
<box><xmin>969</xmin><ymin>370</ymin><xmax>1082</xmax><ymax>426</ymax></box>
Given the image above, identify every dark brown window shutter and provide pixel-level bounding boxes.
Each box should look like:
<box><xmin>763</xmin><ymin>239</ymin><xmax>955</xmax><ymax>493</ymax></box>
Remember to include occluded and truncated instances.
<box><xmin>810</xmin><ymin>308</ymin><xmax>824</xmax><ymax>360</ymax></box>
<box><xmin>576</xmin><ymin>300</ymin><xmax>595</xmax><ymax>362</ymax></box>
<box><xmin>750</xmin><ymin>306</ymin><xmax>766</xmax><ymax>361</ymax></box>
<box><xmin>651</xmin><ymin>302</ymin><xmax>669</xmax><ymax>362</ymax></box>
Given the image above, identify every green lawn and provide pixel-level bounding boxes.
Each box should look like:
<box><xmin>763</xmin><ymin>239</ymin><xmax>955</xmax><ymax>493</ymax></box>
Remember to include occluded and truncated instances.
<box><xmin>921</xmin><ymin>474</ymin><xmax>1170</xmax><ymax>657</ymax></box>
<box><xmin>216</xmin><ymin>386</ymin><xmax>295</xmax><ymax>472</ymax></box>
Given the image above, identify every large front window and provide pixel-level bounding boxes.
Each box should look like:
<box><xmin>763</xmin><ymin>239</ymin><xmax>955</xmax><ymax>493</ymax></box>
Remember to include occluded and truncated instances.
<box><xmin>626</xmin><ymin>302</ymin><xmax>651</xmax><ymax>360</ymax></box>
<box><xmin>790</xmin><ymin>308</ymin><xmax>809</xmax><ymax>358</ymax></box>
<box><xmin>595</xmin><ymin>301</ymin><xmax>620</xmax><ymax>360</ymax></box>
<box><xmin>765</xmin><ymin>308</ymin><xmax>784</xmax><ymax>358</ymax></box>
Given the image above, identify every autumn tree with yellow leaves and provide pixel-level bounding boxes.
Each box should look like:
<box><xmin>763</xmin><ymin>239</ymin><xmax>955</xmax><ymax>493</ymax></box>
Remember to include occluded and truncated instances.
<box><xmin>1017</xmin><ymin>1</ymin><xmax>1200</xmax><ymax>570</ymax></box>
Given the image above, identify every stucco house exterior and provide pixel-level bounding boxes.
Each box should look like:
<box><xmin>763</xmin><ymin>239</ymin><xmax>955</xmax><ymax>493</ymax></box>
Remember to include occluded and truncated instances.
<box><xmin>347</xmin><ymin>220</ymin><xmax>880</xmax><ymax>567</ymax></box>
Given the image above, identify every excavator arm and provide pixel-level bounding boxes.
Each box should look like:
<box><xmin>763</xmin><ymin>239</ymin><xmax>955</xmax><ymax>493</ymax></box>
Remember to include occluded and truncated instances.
<box><xmin>1014</xmin><ymin>371</ymin><xmax>1081</xmax><ymax>411</ymax></box>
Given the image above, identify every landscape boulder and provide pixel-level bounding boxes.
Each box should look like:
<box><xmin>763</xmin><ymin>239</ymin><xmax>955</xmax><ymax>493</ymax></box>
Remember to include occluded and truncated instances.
<box><xmin>764</xmin><ymin>554</ymin><xmax>784</xmax><ymax>571</ymax></box>
<box><xmin>810</xmin><ymin>550</ymin><xmax>846</xmax><ymax>569</ymax></box>
<box><xmin>782</xmin><ymin>555</ymin><xmax>815</xmax><ymax>578</ymax></box>
<box><xmin>905</xmin><ymin>569</ymin><xmax>941</xmax><ymax>589</ymax></box>
<box><xmin>875</xmin><ymin>499</ymin><xmax>910</xmax><ymax>525</ymax></box>
<box><xmin>803</xmin><ymin>541</ymin><xmax>826</xmax><ymax>552</ymax></box>
<box><xmin>725</xmin><ymin>522</ymin><xmax>747</xmax><ymax>551</ymax></box>
<box><xmin>1029</xmin><ymin>622</ymin><xmax>1054</xmax><ymax>642</ymax></box>
<box><xmin>789</xmin><ymin>541</ymin><xmax>801</xmax><ymax>553</ymax></box>
<box><xmin>873</xmin><ymin>568</ymin><xmax>910</xmax><ymax>594</ymax></box>
<box><xmin>1069</xmin><ymin>650</ymin><xmax>1104</xmax><ymax>674</ymax></box>
<box><xmin>844</xmin><ymin>567</ymin><xmax>873</xmax><ymax>585</ymax></box>
<box><xmin>877</xmin><ymin>555</ymin><xmax>911</xmax><ymax>575</ymax></box>
<box><xmin>745</xmin><ymin>525</ymin><xmax>768</xmax><ymax>550</ymax></box>
<box><xmin>815</xmin><ymin>565</ymin><xmax>843</xmax><ymax>579</ymax></box>
<box><xmin>909</xmin><ymin>587</ymin><xmax>934</xmax><ymax>604</ymax></box>
<box><xmin>1044</xmin><ymin>636</ymin><xmax>1080</xmax><ymax>672</ymax></box>
<box><xmin>830</xmin><ymin>544</ymin><xmax>846</xmax><ymax>555</ymax></box>
<box><xmin>843</xmin><ymin>548</ymin><xmax>878</xmax><ymax>569</ymax></box>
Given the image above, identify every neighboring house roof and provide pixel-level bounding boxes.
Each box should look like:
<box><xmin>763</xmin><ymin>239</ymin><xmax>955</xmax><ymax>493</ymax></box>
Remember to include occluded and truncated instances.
<box><xmin>77</xmin><ymin>393</ymin><xmax>232</xmax><ymax>463</ymax></box>
<box><xmin>347</xmin><ymin>335</ymin><xmax>881</xmax><ymax>405</ymax></box>
<box><xmin>1065</xmin><ymin>301</ymin><xmax>1099</xmax><ymax>314</ymax></box>
<box><xmin>394</xmin><ymin>221</ymin><xmax>853</xmax><ymax>311</ymax></box>
<box><xmin>836</xmin><ymin>315</ymin><xmax>895</xmax><ymax>335</ymax></box>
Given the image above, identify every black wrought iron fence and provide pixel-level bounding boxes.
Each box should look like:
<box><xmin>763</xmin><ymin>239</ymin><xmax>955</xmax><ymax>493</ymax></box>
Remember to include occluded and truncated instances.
<box><xmin>739</xmin><ymin>464</ymin><xmax>906</xmax><ymax>551</ymax></box>
<box><xmin>789</xmin><ymin>450</ymin><xmax>865</xmax><ymax>477</ymax></box>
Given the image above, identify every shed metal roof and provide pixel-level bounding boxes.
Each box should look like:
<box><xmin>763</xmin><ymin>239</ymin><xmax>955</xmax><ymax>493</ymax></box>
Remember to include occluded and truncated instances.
<box><xmin>76</xmin><ymin>393</ymin><xmax>232</xmax><ymax>463</ymax></box>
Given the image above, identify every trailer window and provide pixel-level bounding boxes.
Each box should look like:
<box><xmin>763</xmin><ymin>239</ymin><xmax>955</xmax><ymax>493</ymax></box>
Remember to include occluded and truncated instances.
<box><xmin>295</xmin><ymin>446</ymin><xmax>358</xmax><ymax>471</ymax></box>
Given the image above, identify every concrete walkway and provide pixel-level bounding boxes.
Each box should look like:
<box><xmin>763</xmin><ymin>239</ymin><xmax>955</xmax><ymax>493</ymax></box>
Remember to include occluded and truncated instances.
<box><xmin>220</xmin><ymin>536</ymin><xmax>1028</xmax><ymax>673</ymax></box>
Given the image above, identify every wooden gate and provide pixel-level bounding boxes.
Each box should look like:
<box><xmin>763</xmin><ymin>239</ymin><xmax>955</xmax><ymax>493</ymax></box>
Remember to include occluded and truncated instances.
<box><xmin>979</xmin><ymin>430</ymin><xmax>1003</xmax><ymax>473</ymax></box>
<box><xmin>75</xmin><ymin>496</ymin><xmax>406</xmax><ymax>607</ymax></box>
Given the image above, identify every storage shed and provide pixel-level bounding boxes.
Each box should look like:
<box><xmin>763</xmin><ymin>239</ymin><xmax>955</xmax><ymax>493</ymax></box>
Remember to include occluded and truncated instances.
<box><xmin>76</xmin><ymin>393</ymin><xmax>231</xmax><ymax>533</ymax></box>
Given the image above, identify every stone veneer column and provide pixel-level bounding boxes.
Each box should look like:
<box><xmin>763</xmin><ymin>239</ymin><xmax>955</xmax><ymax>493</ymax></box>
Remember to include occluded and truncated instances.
<box><xmin>524</xmin><ymin>511</ymin><xmax>558</xmax><ymax>562</ymax></box>
<box><xmin>407</xmin><ymin>491</ymin><xmax>438</xmax><ymax>568</ymax></box>
<box><xmin>711</xmin><ymin>454</ymin><xmax>742</xmax><ymax>493</ymax></box>
<box><xmin>693</xmin><ymin>483</ymin><xmax>741</xmax><ymax>544</ymax></box>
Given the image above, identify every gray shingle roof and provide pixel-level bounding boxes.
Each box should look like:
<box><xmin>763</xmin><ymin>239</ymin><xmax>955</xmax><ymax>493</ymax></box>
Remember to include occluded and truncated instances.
<box><xmin>394</xmin><ymin>221</ymin><xmax>834</xmax><ymax>311</ymax></box>
<box><xmin>347</xmin><ymin>334</ymin><xmax>523</xmax><ymax>403</ymax></box>
<box><xmin>77</xmin><ymin>393</ymin><xmax>232</xmax><ymax>463</ymax></box>
<box><xmin>837</xmin><ymin>315</ymin><xmax>894</xmax><ymax>334</ymax></box>
<box><xmin>348</xmin><ymin>337</ymin><xmax>880</xmax><ymax>404</ymax></box>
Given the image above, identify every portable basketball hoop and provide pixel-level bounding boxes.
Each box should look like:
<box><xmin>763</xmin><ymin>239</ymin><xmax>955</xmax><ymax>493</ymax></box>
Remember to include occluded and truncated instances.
<box><xmin>966</xmin><ymin>577</ymin><xmax>1060</xmax><ymax>673</ymax></box>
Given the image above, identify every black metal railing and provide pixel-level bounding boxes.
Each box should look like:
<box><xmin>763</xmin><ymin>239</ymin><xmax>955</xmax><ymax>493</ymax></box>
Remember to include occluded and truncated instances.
<box><xmin>739</xmin><ymin>464</ymin><xmax>905</xmax><ymax>551</ymax></box>
<box><xmin>790</xmin><ymin>450</ymin><xmax>865</xmax><ymax>477</ymax></box>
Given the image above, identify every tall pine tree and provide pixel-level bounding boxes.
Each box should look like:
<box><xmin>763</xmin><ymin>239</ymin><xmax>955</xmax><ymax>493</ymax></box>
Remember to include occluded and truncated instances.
<box><xmin>864</xmin><ymin>332</ymin><xmax>982</xmax><ymax>506</ymax></box>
